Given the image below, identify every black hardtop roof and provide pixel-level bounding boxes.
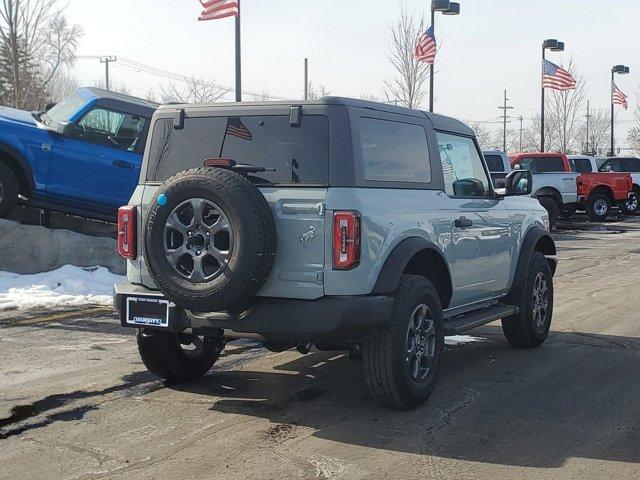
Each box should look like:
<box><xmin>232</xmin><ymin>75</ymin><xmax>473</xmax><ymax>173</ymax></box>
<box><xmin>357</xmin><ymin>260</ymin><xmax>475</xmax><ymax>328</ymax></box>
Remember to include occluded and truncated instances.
<box><xmin>81</xmin><ymin>87</ymin><xmax>159</xmax><ymax>111</ymax></box>
<box><xmin>157</xmin><ymin>96</ymin><xmax>474</xmax><ymax>136</ymax></box>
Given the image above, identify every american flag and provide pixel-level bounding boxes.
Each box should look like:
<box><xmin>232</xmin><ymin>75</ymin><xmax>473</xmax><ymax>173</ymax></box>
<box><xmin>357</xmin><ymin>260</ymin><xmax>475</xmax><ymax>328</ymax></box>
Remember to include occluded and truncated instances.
<box><xmin>542</xmin><ymin>60</ymin><xmax>576</xmax><ymax>91</ymax></box>
<box><xmin>612</xmin><ymin>83</ymin><xmax>628</xmax><ymax>110</ymax></box>
<box><xmin>414</xmin><ymin>26</ymin><xmax>437</xmax><ymax>65</ymax></box>
<box><xmin>198</xmin><ymin>0</ymin><xmax>238</xmax><ymax>21</ymax></box>
<box><xmin>226</xmin><ymin>117</ymin><xmax>253</xmax><ymax>141</ymax></box>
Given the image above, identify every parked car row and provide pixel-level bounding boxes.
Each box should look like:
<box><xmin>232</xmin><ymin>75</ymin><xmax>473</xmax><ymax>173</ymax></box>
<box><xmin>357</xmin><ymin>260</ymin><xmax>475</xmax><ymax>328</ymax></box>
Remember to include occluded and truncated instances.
<box><xmin>484</xmin><ymin>150</ymin><xmax>637</xmax><ymax>226</ymax></box>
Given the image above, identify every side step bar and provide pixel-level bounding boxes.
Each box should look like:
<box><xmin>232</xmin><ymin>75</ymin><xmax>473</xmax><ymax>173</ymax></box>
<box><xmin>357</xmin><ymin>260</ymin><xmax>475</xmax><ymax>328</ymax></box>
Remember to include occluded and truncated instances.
<box><xmin>444</xmin><ymin>305</ymin><xmax>518</xmax><ymax>336</ymax></box>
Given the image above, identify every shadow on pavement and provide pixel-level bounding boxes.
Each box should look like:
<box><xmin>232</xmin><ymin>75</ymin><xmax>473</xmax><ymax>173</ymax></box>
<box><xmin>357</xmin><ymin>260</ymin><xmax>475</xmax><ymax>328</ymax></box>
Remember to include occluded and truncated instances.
<box><xmin>173</xmin><ymin>325</ymin><xmax>640</xmax><ymax>468</ymax></box>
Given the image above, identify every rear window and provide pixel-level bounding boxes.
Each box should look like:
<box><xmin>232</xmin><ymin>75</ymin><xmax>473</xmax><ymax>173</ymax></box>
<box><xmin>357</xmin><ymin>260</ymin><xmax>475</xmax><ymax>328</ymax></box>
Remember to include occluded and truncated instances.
<box><xmin>484</xmin><ymin>154</ymin><xmax>504</xmax><ymax>172</ymax></box>
<box><xmin>622</xmin><ymin>158</ymin><xmax>640</xmax><ymax>172</ymax></box>
<box><xmin>358</xmin><ymin>117</ymin><xmax>431</xmax><ymax>183</ymax></box>
<box><xmin>514</xmin><ymin>156</ymin><xmax>564</xmax><ymax>173</ymax></box>
<box><xmin>570</xmin><ymin>158</ymin><xmax>593</xmax><ymax>173</ymax></box>
<box><xmin>147</xmin><ymin>115</ymin><xmax>329</xmax><ymax>184</ymax></box>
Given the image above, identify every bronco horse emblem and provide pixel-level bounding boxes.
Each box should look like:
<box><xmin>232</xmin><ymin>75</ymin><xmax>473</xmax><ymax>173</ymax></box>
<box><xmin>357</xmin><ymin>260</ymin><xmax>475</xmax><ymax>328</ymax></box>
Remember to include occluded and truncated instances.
<box><xmin>298</xmin><ymin>226</ymin><xmax>316</xmax><ymax>248</ymax></box>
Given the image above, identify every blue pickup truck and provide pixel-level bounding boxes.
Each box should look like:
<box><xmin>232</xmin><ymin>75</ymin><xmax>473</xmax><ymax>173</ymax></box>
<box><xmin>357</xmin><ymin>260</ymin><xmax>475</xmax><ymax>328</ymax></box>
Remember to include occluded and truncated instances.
<box><xmin>0</xmin><ymin>88</ymin><xmax>158</xmax><ymax>221</ymax></box>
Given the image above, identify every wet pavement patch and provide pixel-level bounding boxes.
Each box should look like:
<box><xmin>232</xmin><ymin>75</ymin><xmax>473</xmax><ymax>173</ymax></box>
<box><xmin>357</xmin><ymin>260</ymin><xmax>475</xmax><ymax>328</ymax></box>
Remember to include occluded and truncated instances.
<box><xmin>557</xmin><ymin>224</ymin><xmax>626</xmax><ymax>234</ymax></box>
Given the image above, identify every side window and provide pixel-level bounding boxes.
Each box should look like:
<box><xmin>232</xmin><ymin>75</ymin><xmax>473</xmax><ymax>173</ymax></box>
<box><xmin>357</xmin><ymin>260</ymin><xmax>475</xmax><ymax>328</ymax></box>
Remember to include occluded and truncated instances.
<box><xmin>359</xmin><ymin>117</ymin><xmax>431</xmax><ymax>183</ymax></box>
<box><xmin>535</xmin><ymin>157</ymin><xmax>565</xmax><ymax>172</ymax></box>
<box><xmin>513</xmin><ymin>157</ymin><xmax>536</xmax><ymax>173</ymax></box>
<box><xmin>484</xmin><ymin>154</ymin><xmax>505</xmax><ymax>172</ymax></box>
<box><xmin>76</xmin><ymin>107</ymin><xmax>147</xmax><ymax>151</ymax></box>
<box><xmin>436</xmin><ymin>132</ymin><xmax>491</xmax><ymax>197</ymax></box>
<box><xmin>606</xmin><ymin>159</ymin><xmax>621</xmax><ymax>172</ymax></box>
<box><xmin>622</xmin><ymin>158</ymin><xmax>640</xmax><ymax>172</ymax></box>
<box><xmin>571</xmin><ymin>158</ymin><xmax>593</xmax><ymax>173</ymax></box>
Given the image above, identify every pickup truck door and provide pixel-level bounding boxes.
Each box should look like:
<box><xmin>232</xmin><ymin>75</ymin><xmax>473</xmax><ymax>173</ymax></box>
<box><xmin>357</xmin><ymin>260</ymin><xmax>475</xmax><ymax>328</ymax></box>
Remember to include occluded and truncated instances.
<box><xmin>46</xmin><ymin>106</ymin><xmax>147</xmax><ymax>208</ymax></box>
<box><xmin>436</xmin><ymin>132</ymin><xmax>512</xmax><ymax>306</ymax></box>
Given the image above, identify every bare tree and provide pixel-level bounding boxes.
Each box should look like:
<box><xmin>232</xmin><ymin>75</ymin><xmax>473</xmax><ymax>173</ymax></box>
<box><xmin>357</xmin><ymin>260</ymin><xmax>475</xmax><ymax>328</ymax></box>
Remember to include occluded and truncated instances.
<box><xmin>578</xmin><ymin>108</ymin><xmax>610</xmax><ymax>155</ymax></box>
<box><xmin>545</xmin><ymin>58</ymin><xmax>586</xmax><ymax>154</ymax></box>
<box><xmin>628</xmin><ymin>90</ymin><xmax>640</xmax><ymax>154</ymax></box>
<box><xmin>47</xmin><ymin>69</ymin><xmax>77</xmax><ymax>101</ymax></box>
<box><xmin>0</xmin><ymin>0</ymin><xmax>82</xmax><ymax>109</ymax></box>
<box><xmin>92</xmin><ymin>79</ymin><xmax>132</xmax><ymax>96</ymax></box>
<box><xmin>160</xmin><ymin>77</ymin><xmax>231</xmax><ymax>104</ymax></box>
<box><xmin>522</xmin><ymin>114</ymin><xmax>559</xmax><ymax>152</ymax></box>
<box><xmin>306</xmin><ymin>82</ymin><xmax>330</xmax><ymax>100</ymax></box>
<box><xmin>466</xmin><ymin>121</ymin><xmax>494</xmax><ymax>149</ymax></box>
<box><xmin>383</xmin><ymin>5</ymin><xmax>429</xmax><ymax>108</ymax></box>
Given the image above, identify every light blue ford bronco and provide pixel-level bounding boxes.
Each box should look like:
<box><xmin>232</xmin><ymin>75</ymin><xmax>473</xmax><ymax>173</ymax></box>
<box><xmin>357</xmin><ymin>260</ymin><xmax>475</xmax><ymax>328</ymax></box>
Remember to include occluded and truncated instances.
<box><xmin>114</xmin><ymin>98</ymin><xmax>556</xmax><ymax>409</ymax></box>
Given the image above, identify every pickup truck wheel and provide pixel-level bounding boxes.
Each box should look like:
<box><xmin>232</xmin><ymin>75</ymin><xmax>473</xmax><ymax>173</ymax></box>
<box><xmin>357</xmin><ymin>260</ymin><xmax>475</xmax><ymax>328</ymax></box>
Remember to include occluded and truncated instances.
<box><xmin>502</xmin><ymin>252</ymin><xmax>553</xmax><ymax>348</ymax></box>
<box><xmin>0</xmin><ymin>162</ymin><xmax>18</xmax><ymax>217</ymax></box>
<box><xmin>620</xmin><ymin>193</ymin><xmax>639</xmax><ymax>215</ymax></box>
<box><xmin>586</xmin><ymin>194</ymin><xmax>611</xmax><ymax>222</ymax></box>
<box><xmin>362</xmin><ymin>275</ymin><xmax>444</xmax><ymax>410</ymax></box>
<box><xmin>144</xmin><ymin>167</ymin><xmax>277</xmax><ymax>312</ymax></box>
<box><xmin>559</xmin><ymin>205</ymin><xmax>577</xmax><ymax>219</ymax></box>
<box><xmin>137</xmin><ymin>329</ymin><xmax>224</xmax><ymax>383</ymax></box>
<box><xmin>538</xmin><ymin>197</ymin><xmax>559</xmax><ymax>228</ymax></box>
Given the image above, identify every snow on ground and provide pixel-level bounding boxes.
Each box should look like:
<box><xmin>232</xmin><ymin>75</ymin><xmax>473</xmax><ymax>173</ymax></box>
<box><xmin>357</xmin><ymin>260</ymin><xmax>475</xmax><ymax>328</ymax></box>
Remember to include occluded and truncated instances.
<box><xmin>445</xmin><ymin>335</ymin><xmax>487</xmax><ymax>346</ymax></box>
<box><xmin>0</xmin><ymin>265</ymin><xmax>125</xmax><ymax>311</ymax></box>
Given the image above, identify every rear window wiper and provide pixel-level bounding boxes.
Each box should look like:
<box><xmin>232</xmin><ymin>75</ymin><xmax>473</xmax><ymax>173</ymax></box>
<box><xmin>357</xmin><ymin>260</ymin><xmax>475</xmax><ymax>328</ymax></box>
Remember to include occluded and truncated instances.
<box><xmin>203</xmin><ymin>158</ymin><xmax>275</xmax><ymax>174</ymax></box>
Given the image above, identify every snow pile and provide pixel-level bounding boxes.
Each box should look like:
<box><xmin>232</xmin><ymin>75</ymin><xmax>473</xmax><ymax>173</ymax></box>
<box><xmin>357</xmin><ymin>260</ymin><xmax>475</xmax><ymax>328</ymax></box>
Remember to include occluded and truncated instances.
<box><xmin>0</xmin><ymin>265</ymin><xmax>125</xmax><ymax>311</ymax></box>
<box><xmin>445</xmin><ymin>335</ymin><xmax>487</xmax><ymax>346</ymax></box>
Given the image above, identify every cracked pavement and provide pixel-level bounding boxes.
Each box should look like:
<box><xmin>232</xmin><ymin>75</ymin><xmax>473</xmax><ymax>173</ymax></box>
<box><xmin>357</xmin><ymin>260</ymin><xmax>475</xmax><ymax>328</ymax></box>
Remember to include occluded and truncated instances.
<box><xmin>1</xmin><ymin>215</ymin><xmax>640</xmax><ymax>479</ymax></box>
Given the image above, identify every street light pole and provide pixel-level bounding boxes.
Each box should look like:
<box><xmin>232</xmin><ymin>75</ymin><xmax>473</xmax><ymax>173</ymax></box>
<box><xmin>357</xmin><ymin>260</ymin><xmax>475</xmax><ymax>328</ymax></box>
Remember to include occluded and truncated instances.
<box><xmin>429</xmin><ymin>0</ymin><xmax>460</xmax><ymax>113</ymax></box>
<box><xmin>540</xmin><ymin>39</ymin><xmax>564</xmax><ymax>152</ymax></box>
<box><xmin>610</xmin><ymin>65</ymin><xmax>630</xmax><ymax>156</ymax></box>
<box><xmin>99</xmin><ymin>56</ymin><xmax>117</xmax><ymax>91</ymax></box>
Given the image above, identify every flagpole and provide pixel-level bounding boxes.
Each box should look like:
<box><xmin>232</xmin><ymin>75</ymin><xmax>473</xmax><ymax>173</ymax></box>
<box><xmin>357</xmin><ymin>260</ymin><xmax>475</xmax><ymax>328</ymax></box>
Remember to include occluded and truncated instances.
<box><xmin>429</xmin><ymin>9</ymin><xmax>435</xmax><ymax>113</ymax></box>
<box><xmin>610</xmin><ymin>69</ymin><xmax>615</xmax><ymax>156</ymax></box>
<box><xmin>235</xmin><ymin>0</ymin><xmax>242</xmax><ymax>102</ymax></box>
<box><xmin>540</xmin><ymin>44</ymin><xmax>546</xmax><ymax>152</ymax></box>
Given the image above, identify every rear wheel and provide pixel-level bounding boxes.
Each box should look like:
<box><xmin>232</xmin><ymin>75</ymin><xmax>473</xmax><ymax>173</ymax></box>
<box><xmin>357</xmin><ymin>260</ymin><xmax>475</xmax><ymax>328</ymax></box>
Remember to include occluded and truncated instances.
<box><xmin>362</xmin><ymin>275</ymin><xmax>444</xmax><ymax>410</ymax></box>
<box><xmin>538</xmin><ymin>197</ymin><xmax>559</xmax><ymax>228</ymax></box>
<box><xmin>137</xmin><ymin>329</ymin><xmax>224</xmax><ymax>383</ymax></box>
<box><xmin>0</xmin><ymin>162</ymin><xmax>18</xmax><ymax>218</ymax></box>
<box><xmin>502</xmin><ymin>252</ymin><xmax>553</xmax><ymax>348</ymax></box>
<box><xmin>586</xmin><ymin>193</ymin><xmax>611</xmax><ymax>222</ymax></box>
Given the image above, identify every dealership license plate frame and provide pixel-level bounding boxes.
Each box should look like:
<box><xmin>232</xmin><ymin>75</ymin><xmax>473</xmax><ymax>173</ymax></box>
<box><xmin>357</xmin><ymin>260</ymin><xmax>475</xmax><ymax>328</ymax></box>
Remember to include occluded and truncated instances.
<box><xmin>126</xmin><ymin>296</ymin><xmax>171</xmax><ymax>328</ymax></box>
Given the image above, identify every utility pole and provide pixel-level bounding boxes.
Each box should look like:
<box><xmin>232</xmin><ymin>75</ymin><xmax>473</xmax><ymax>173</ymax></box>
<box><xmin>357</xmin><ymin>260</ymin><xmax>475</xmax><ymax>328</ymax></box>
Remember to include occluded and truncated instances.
<box><xmin>498</xmin><ymin>90</ymin><xmax>514</xmax><ymax>152</ymax></box>
<box><xmin>304</xmin><ymin>58</ymin><xmax>309</xmax><ymax>101</ymax></box>
<box><xmin>585</xmin><ymin>100</ymin><xmax>592</xmax><ymax>155</ymax></box>
<box><xmin>518</xmin><ymin>115</ymin><xmax>524</xmax><ymax>152</ymax></box>
<box><xmin>99</xmin><ymin>56</ymin><xmax>117</xmax><ymax>91</ymax></box>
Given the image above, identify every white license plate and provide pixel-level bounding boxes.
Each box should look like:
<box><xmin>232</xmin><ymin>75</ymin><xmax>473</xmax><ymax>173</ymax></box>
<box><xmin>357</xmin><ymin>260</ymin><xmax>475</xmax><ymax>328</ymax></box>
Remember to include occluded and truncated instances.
<box><xmin>126</xmin><ymin>297</ymin><xmax>170</xmax><ymax>328</ymax></box>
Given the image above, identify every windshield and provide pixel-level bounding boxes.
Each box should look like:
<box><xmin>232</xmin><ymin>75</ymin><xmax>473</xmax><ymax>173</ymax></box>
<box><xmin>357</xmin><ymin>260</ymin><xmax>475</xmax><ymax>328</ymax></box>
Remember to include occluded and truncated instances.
<box><xmin>44</xmin><ymin>93</ymin><xmax>88</xmax><ymax>125</ymax></box>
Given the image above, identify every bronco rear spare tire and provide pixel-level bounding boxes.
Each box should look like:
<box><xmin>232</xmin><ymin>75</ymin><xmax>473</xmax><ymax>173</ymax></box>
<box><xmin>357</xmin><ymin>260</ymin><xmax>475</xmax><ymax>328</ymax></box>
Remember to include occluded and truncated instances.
<box><xmin>145</xmin><ymin>167</ymin><xmax>276</xmax><ymax>312</ymax></box>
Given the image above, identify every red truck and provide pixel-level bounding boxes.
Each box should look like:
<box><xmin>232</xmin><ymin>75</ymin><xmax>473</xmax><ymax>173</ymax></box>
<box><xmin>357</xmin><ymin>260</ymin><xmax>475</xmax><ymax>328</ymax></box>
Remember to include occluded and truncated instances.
<box><xmin>510</xmin><ymin>153</ymin><xmax>632</xmax><ymax>225</ymax></box>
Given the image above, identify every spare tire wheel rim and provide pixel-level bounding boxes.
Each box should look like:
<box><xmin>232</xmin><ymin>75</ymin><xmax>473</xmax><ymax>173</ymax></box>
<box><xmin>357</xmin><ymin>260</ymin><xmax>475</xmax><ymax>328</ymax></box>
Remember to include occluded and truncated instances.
<box><xmin>163</xmin><ymin>198</ymin><xmax>234</xmax><ymax>282</ymax></box>
<box><xmin>405</xmin><ymin>303</ymin><xmax>436</xmax><ymax>382</ymax></box>
<box><xmin>593</xmin><ymin>199</ymin><xmax>608</xmax><ymax>216</ymax></box>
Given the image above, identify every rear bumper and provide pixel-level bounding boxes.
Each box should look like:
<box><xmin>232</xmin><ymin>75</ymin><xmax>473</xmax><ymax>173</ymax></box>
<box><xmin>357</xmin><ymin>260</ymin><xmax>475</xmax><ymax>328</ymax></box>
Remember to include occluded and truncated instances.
<box><xmin>113</xmin><ymin>283</ymin><xmax>394</xmax><ymax>343</ymax></box>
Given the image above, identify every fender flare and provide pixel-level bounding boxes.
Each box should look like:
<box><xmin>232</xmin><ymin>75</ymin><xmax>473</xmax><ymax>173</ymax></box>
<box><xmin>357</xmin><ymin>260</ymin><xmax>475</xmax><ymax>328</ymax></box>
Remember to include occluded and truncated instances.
<box><xmin>372</xmin><ymin>237</ymin><xmax>451</xmax><ymax>295</ymax></box>
<box><xmin>534</xmin><ymin>187</ymin><xmax>563</xmax><ymax>204</ymax></box>
<box><xmin>0</xmin><ymin>142</ymin><xmax>35</xmax><ymax>193</ymax></box>
<box><xmin>509</xmin><ymin>226</ymin><xmax>556</xmax><ymax>295</ymax></box>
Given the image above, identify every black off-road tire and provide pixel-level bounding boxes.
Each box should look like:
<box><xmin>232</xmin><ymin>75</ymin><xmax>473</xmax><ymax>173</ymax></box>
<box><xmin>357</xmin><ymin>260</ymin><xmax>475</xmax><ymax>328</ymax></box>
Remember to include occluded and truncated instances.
<box><xmin>538</xmin><ymin>197</ymin><xmax>559</xmax><ymax>228</ymax></box>
<box><xmin>559</xmin><ymin>205</ymin><xmax>577</xmax><ymax>220</ymax></box>
<box><xmin>145</xmin><ymin>168</ymin><xmax>276</xmax><ymax>312</ymax></box>
<box><xmin>586</xmin><ymin>193</ymin><xmax>611</xmax><ymax>222</ymax></box>
<box><xmin>0</xmin><ymin>162</ymin><xmax>18</xmax><ymax>217</ymax></box>
<box><xmin>363</xmin><ymin>275</ymin><xmax>444</xmax><ymax>410</ymax></box>
<box><xmin>137</xmin><ymin>329</ymin><xmax>224</xmax><ymax>383</ymax></box>
<box><xmin>502</xmin><ymin>252</ymin><xmax>554</xmax><ymax>348</ymax></box>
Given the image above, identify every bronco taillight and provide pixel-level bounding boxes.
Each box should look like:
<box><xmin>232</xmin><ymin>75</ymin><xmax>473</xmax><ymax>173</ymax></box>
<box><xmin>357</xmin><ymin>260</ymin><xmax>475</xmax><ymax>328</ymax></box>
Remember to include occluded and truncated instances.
<box><xmin>117</xmin><ymin>206</ymin><xmax>137</xmax><ymax>259</ymax></box>
<box><xmin>333</xmin><ymin>211</ymin><xmax>360</xmax><ymax>270</ymax></box>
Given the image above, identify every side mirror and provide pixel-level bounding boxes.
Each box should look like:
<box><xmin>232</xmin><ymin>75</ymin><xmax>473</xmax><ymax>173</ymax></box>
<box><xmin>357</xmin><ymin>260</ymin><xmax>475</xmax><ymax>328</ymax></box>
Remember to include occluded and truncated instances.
<box><xmin>512</xmin><ymin>163</ymin><xmax>523</xmax><ymax>170</ymax></box>
<box><xmin>55</xmin><ymin>121</ymin><xmax>78</xmax><ymax>136</ymax></box>
<box><xmin>44</xmin><ymin>101</ymin><xmax>57</xmax><ymax>112</ymax></box>
<box><xmin>604</xmin><ymin>165</ymin><xmax>612</xmax><ymax>172</ymax></box>
<box><xmin>505</xmin><ymin>169</ymin><xmax>533</xmax><ymax>196</ymax></box>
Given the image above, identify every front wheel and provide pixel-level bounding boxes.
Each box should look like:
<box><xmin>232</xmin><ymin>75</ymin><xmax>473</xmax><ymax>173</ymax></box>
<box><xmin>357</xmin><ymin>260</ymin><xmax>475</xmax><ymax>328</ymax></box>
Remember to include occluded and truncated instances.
<box><xmin>620</xmin><ymin>192</ymin><xmax>639</xmax><ymax>216</ymax></box>
<box><xmin>586</xmin><ymin>194</ymin><xmax>611</xmax><ymax>222</ymax></box>
<box><xmin>362</xmin><ymin>275</ymin><xmax>444</xmax><ymax>410</ymax></box>
<box><xmin>538</xmin><ymin>197</ymin><xmax>559</xmax><ymax>228</ymax></box>
<box><xmin>502</xmin><ymin>252</ymin><xmax>554</xmax><ymax>348</ymax></box>
<box><xmin>137</xmin><ymin>329</ymin><xmax>224</xmax><ymax>383</ymax></box>
<box><xmin>0</xmin><ymin>162</ymin><xmax>18</xmax><ymax>218</ymax></box>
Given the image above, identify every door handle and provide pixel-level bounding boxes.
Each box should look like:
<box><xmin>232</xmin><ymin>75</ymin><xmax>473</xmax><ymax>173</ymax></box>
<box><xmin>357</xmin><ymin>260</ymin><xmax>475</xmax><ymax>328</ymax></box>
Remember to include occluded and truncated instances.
<box><xmin>113</xmin><ymin>160</ymin><xmax>135</xmax><ymax>170</ymax></box>
<box><xmin>454</xmin><ymin>216</ymin><xmax>473</xmax><ymax>228</ymax></box>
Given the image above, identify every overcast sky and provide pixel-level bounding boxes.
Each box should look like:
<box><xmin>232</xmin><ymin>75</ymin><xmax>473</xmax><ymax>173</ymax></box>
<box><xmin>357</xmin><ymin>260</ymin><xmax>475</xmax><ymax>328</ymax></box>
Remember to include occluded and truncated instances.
<box><xmin>65</xmin><ymin>0</ymin><xmax>638</xmax><ymax>147</ymax></box>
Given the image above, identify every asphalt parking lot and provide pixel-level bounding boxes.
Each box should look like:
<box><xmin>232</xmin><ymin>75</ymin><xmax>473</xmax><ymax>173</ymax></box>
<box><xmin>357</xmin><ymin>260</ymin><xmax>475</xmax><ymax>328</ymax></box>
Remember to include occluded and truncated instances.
<box><xmin>1</xmin><ymin>215</ymin><xmax>640</xmax><ymax>480</ymax></box>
